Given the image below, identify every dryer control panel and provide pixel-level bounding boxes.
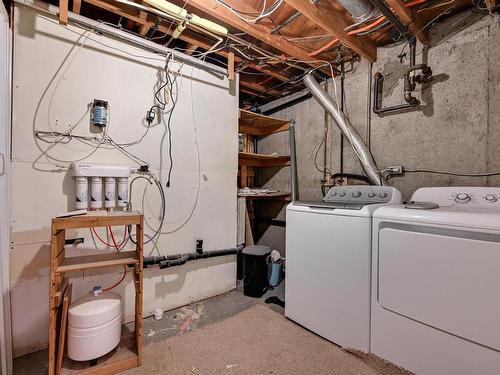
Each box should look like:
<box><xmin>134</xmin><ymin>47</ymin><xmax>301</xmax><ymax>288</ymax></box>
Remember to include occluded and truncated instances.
<box><xmin>411</xmin><ymin>187</ymin><xmax>500</xmax><ymax>207</ymax></box>
<box><xmin>323</xmin><ymin>186</ymin><xmax>402</xmax><ymax>205</ymax></box>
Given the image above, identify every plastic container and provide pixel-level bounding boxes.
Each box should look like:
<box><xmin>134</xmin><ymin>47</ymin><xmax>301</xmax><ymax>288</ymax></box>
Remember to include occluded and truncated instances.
<box><xmin>269</xmin><ymin>258</ymin><xmax>284</xmax><ymax>287</ymax></box>
<box><xmin>242</xmin><ymin>245</ymin><xmax>272</xmax><ymax>297</ymax></box>
<box><xmin>67</xmin><ymin>292</ymin><xmax>122</xmax><ymax>361</ymax></box>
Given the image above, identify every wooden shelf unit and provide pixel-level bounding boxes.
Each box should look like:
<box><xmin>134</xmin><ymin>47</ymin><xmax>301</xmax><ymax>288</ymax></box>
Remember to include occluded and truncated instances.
<box><xmin>238</xmin><ymin>192</ymin><xmax>291</xmax><ymax>201</ymax></box>
<box><xmin>237</xmin><ymin>109</ymin><xmax>293</xmax><ymax>245</ymax></box>
<box><xmin>238</xmin><ymin>152</ymin><xmax>291</xmax><ymax>167</ymax></box>
<box><xmin>239</xmin><ymin>109</ymin><xmax>290</xmax><ymax>136</ymax></box>
<box><xmin>49</xmin><ymin>212</ymin><xmax>144</xmax><ymax>375</ymax></box>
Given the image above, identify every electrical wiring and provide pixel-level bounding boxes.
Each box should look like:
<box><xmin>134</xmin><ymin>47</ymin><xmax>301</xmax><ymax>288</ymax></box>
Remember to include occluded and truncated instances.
<box><xmin>398</xmin><ymin>2</ymin><xmax>457</xmax><ymax>58</ymax></box>
<box><xmin>152</xmin><ymin>65</ymin><xmax>201</xmax><ymax>235</ymax></box>
<box><xmin>215</xmin><ymin>0</ymin><xmax>284</xmax><ymax>24</ymax></box>
<box><xmin>403</xmin><ymin>168</ymin><xmax>500</xmax><ymax>177</ymax></box>
<box><xmin>128</xmin><ymin>172</ymin><xmax>166</xmax><ymax>244</ymax></box>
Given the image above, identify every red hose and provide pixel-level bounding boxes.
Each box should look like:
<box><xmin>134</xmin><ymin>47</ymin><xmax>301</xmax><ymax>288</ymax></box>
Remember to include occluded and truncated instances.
<box><xmin>89</xmin><ymin>226</ymin><xmax>129</xmax><ymax>291</ymax></box>
<box><xmin>102</xmin><ymin>226</ymin><xmax>128</xmax><ymax>292</ymax></box>
<box><xmin>308</xmin><ymin>0</ymin><xmax>427</xmax><ymax>57</ymax></box>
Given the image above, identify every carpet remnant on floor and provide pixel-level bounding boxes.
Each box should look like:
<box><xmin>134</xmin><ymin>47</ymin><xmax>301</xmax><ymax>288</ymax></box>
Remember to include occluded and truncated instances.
<box><xmin>344</xmin><ymin>348</ymin><xmax>414</xmax><ymax>375</ymax></box>
<box><xmin>121</xmin><ymin>304</ymin><xmax>408</xmax><ymax>375</ymax></box>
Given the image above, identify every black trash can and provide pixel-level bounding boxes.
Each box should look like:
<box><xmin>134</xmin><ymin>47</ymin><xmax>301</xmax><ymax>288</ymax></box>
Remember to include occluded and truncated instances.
<box><xmin>242</xmin><ymin>245</ymin><xmax>271</xmax><ymax>297</ymax></box>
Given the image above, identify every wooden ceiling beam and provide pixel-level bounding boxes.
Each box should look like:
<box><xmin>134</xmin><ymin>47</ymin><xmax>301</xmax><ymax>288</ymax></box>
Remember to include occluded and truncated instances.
<box><xmin>82</xmin><ymin>0</ymin><xmax>295</xmax><ymax>83</ymax></box>
<box><xmin>384</xmin><ymin>0</ymin><xmax>429</xmax><ymax>43</ymax></box>
<box><xmin>177</xmin><ymin>0</ymin><xmax>333</xmax><ymax>73</ymax></box>
<box><xmin>284</xmin><ymin>0</ymin><xmax>376</xmax><ymax>62</ymax></box>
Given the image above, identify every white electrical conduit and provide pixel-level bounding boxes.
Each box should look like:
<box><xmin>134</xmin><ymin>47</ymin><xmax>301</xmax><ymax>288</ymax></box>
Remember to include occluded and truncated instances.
<box><xmin>303</xmin><ymin>74</ymin><xmax>384</xmax><ymax>186</ymax></box>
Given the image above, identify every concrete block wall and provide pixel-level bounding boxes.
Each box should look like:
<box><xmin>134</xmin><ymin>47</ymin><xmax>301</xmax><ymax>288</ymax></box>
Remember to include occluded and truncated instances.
<box><xmin>256</xmin><ymin>10</ymin><xmax>500</xmax><ymax>254</ymax></box>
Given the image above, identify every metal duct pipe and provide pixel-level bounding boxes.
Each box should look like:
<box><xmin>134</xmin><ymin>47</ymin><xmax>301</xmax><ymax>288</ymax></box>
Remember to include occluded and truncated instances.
<box><xmin>303</xmin><ymin>74</ymin><xmax>384</xmax><ymax>186</ymax></box>
<box><xmin>337</xmin><ymin>0</ymin><xmax>376</xmax><ymax>22</ymax></box>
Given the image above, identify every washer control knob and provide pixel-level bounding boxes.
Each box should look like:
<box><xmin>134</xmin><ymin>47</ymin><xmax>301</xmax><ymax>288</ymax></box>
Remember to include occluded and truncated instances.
<box><xmin>330</xmin><ymin>191</ymin><xmax>337</xmax><ymax>197</ymax></box>
<box><xmin>485</xmin><ymin>194</ymin><xmax>497</xmax><ymax>203</ymax></box>
<box><xmin>352</xmin><ymin>191</ymin><xmax>362</xmax><ymax>198</ymax></box>
<box><xmin>379</xmin><ymin>192</ymin><xmax>388</xmax><ymax>199</ymax></box>
<box><xmin>456</xmin><ymin>193</ymin><xmax>471</xmax><ymax>203</ymax></box>
<box><xmin>368</xmin><ymin>192</ymin><xmax>376</xmax><ymax>198</ymax></box>
<box><xmin>339</xmin><ymin>191</ymin><xmax>346</xmax><ymax>197</ymax></box>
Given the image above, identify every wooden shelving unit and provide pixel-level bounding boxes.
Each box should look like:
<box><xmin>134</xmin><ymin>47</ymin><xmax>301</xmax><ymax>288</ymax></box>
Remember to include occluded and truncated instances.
<box><xmin>49</xmin><ymin>212</ymin><xmax>144</xmax><ymax>375</ymax></box>
<box><xmin>238</xmin><ymin>152</ymin><xmax>290</xmax><ymax>167</ymax></box>
<box><xmin>238</xmin><ymin>109</ymin><xmax>293</xmax><ymax>244</ymax></box>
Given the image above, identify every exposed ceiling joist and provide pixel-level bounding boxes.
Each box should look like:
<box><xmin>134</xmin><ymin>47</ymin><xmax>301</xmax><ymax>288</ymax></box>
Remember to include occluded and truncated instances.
<box><xmin>178</xmin><ymin>0</ymin><xmax>334</xmax><ymax>74</ymax></box>
<box><xmin>284</xmin><ymin>0</ymin><xmax>377</xmax><ymax>62</ymax></box>
<box><xmin>384</xmin><ymin>0</ymin><xmax>429</xmax><ymax>43</ymax></box>
<box><xmin>82</xmin><ymin>0</ymin><xmax>295</xmax><ymax>83</ymax></box>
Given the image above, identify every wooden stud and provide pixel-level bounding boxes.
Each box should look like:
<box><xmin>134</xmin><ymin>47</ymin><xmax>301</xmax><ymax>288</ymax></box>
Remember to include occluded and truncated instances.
<box><xmin>244</xmin><ymin>203</ymin><xmax>254</xmax><ymax>246</ymax></box>
<box><xmin>227</xmin><ymin>51</ymin><xmax>235</xmax><ymax>81</ymax></box>
<box><xmin>58</xmin><ymin>0</ymin><xmax>68</xmax><ymax>25</ymax></box>
<box><xmin>284</xmin><ymin>0</ymin><xmax>377</xmax><ymax>62</ymax></box>
<box><xmin>384</xmin><ymin>0</ymin><xmax>429</xmax><ymax>43</ymax></box>
<box><xmin>72</xmin><ymin>0</ymin><xmax>81</xmax><ymax>14</ymax></box>
<box><xmin>56</xmin><ymin>283</ymin><xmax>72</xmax><ymax>375</ymax></box>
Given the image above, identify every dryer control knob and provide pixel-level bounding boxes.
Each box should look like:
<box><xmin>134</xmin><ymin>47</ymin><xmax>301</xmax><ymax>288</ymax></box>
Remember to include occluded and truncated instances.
<box><xmin>352</xmin><ymin>191</ymin><xmax>362</xmax><ymax>198</ymax></box>
<box><xmin>379</xmin><ymin>192</ymin><xmax>388</xmax><ymax>198</ymax></box>
<box><xmin>339</xmin><ymin>191</ymin><xmax>346</xmax><ymax>197</ymax></box>
<box><xmin>485</xmin><ymin>194</ymin><xmax>497</xmax><ymax>203</ymax></box>
<box><xmin>368</xmin><ymin>192</ymin><xmax>376</xmax><ymax>198</ymax></box>
<box><xmin>456</xmin><ymin>193</ymin><xmax>471</xmax><ymax>203</ymax></box>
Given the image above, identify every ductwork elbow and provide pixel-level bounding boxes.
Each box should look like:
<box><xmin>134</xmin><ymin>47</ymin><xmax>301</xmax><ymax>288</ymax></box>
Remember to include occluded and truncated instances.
<box><xmin>303</xmin><ymin>74</ymin><xmax>384</xmax><ymax>186</ymax></box>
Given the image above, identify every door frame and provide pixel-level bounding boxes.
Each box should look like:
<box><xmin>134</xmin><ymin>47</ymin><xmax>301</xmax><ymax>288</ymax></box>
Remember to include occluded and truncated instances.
<box><xmin>0</xmin><ymin>1</ymin><xmax>13</xmax><ymax>374</ymax></box>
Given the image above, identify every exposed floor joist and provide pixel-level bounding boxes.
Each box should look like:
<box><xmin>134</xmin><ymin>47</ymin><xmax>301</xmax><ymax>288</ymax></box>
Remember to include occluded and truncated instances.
<box><xmin>180</xmin><ymin>0</ymin><xmax>334</xmax><ymax>75</ymax></box>
<box><xmin>284</xmin><ymin>0</ymin><xmax>377</xmax><ymax>62</ymax></box>
<box><xmin>384</xmin><ymin>0</ymin><xmax>429</xmax><ymax>43</ymax></box>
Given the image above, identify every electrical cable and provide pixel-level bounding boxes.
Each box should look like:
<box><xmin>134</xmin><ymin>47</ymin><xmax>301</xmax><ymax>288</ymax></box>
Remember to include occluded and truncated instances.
<box><xmin>403</xmin><ymin>168</ymin><xmax>500</xmax><ymax>177</ymax></box>
<box><xmin>215</xmin><ymin>0</ymin><xmax>284</xmax><ymax>24</ymax></box>
<box><xmin>128</xmin><ymin>172</ymin><xmax>166</xmax><ymax>244</ymax></box>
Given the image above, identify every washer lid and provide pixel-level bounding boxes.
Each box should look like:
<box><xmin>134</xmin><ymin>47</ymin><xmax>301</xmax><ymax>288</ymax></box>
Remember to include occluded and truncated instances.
<box><xmin>69</xmin><ymin>292</ymin><xmax>121</xmax><ymax>329</ymax></box>
<box><xmin>374</xmin><ymin>204</ymin><xmax>500</xmax><ymax>230</ymax></box>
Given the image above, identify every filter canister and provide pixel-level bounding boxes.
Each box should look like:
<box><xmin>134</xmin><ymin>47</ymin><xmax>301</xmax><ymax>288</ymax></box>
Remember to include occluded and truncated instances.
<box><xmin>117</xmin><ymin>177</ymin><xmax>128</xmax><ymax>208</ymax></box>
<box><xmin>90</xmin><ymin>177</ymin><xmax>103</xmax><ymax>210</ymax></box>
<box><xmin>75</xmin><ymin>176</ymin><xmax>88</xmax><ymax>210</ymax></box>
<box><xmin>104</xmin><ymin>177</ymin><xmax>116</xmax><ymax>209</ymax></box>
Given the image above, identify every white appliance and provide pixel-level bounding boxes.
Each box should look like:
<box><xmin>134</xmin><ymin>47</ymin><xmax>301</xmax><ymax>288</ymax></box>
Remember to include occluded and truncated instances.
<box><xmin>371</xmin><ymin>187</ymin><xmax>500</xmax><ymax>375</ymax></box>
<box><xmin>285</xmin><ymin>185</ymin><xmax>402</xmax><ymax>352</ymax></box>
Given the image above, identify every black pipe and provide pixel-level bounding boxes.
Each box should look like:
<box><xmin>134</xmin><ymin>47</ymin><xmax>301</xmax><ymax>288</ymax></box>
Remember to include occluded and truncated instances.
<box><xmin>262</xmin><ymin>93</ymin><xmax>312</xmax><ymax>116</ymax></box>
<box><xmin>144</xmin><ymin>246</ymin><xmax>242</xmax><ymax>269</ymax></box>
<box><xmin>367</xmin><ymin>0</ymin><xmax>413</xmax><ymax>41</ymax></box>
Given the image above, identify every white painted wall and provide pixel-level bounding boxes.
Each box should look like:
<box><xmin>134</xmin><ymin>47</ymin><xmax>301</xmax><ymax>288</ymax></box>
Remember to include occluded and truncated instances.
<box><xmin>10</xmin><ymin>4</ymin><xmax>238</xmax><ymax>358</ymax></box>
<box><xmin>1</xmin><ymin>1</ymin><xmax>13</xmax><ymax>372</ymax></box>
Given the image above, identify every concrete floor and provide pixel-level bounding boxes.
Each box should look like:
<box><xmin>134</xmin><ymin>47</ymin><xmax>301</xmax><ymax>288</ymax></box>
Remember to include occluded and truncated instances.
<box><xmin>12</xmin><ymin>283</ymin><xmax>285</xmax><ymax>375</ymax></box>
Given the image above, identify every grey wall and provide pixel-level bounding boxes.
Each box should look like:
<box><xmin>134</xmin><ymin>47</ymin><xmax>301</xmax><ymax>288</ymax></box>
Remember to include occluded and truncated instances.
<box><xmin>256</xmin><ymin>10</ymin><xmax>500</xmax><ymax>254</ymax></box>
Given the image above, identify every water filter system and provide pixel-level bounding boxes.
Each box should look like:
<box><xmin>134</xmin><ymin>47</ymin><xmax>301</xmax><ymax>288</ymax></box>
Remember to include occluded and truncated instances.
<box><xmin>72</xmin><ymin>163</ymin><xmax>132</xmax><ymax>210</ymax></box>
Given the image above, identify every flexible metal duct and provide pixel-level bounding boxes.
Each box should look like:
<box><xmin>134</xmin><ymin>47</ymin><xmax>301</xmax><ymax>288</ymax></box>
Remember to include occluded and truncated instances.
<box><xmin>303</xmin><ymin>74</ymin><xmax>384</xmax><ymax>186</ymax></box>
<box><xmin>337</xmin><ymin>0</ymin><xmax>376</xmax><ymax>22</ymax></box>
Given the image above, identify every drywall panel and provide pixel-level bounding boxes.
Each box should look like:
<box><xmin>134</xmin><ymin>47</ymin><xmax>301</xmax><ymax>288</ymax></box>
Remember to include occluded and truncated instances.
<box><xmin>10</xmin><ymin>4</ymin><xmax>238</xmax><ymax>357</ymax></box>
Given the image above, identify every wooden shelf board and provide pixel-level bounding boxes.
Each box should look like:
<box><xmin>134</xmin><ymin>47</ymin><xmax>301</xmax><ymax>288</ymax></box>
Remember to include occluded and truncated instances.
<box><xmin>239</xmin><ymin>109</ymin><xmax>290</xmax><ymax>136</ymax></box>
<box><xmin>60</xmin><ymin>331</ymin><xmax>139</xmax><ymax>375</ymax></box>
<box><xmin>238</xmin><ymin>192</ymin><xmax>291</xmax><ymax>201</ymax></box>
<box><xmin>238</xmin><ymin>152</ymin><xmax>290</xmax><ymax>167</ymax></box>
<box><xmin>52</xmin><ymin>211</ymin><xmax>142</xmax><ymax>230</ymax></box>
<box><xmin>56</xmin><ymin>251</ymin><xmax>139</xmax><ymax>273</ymax></box>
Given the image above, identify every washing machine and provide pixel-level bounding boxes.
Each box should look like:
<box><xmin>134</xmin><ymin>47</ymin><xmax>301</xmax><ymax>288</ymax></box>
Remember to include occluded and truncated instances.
<box><xmin>371</xmin><ymin>187</ymin><xmax>500</xmax><ymax>375</ymax></box>
<box><xmin>285</xmin><ymin>185</ymin><xmax>402</xmax><ymax>352</ymax></box>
